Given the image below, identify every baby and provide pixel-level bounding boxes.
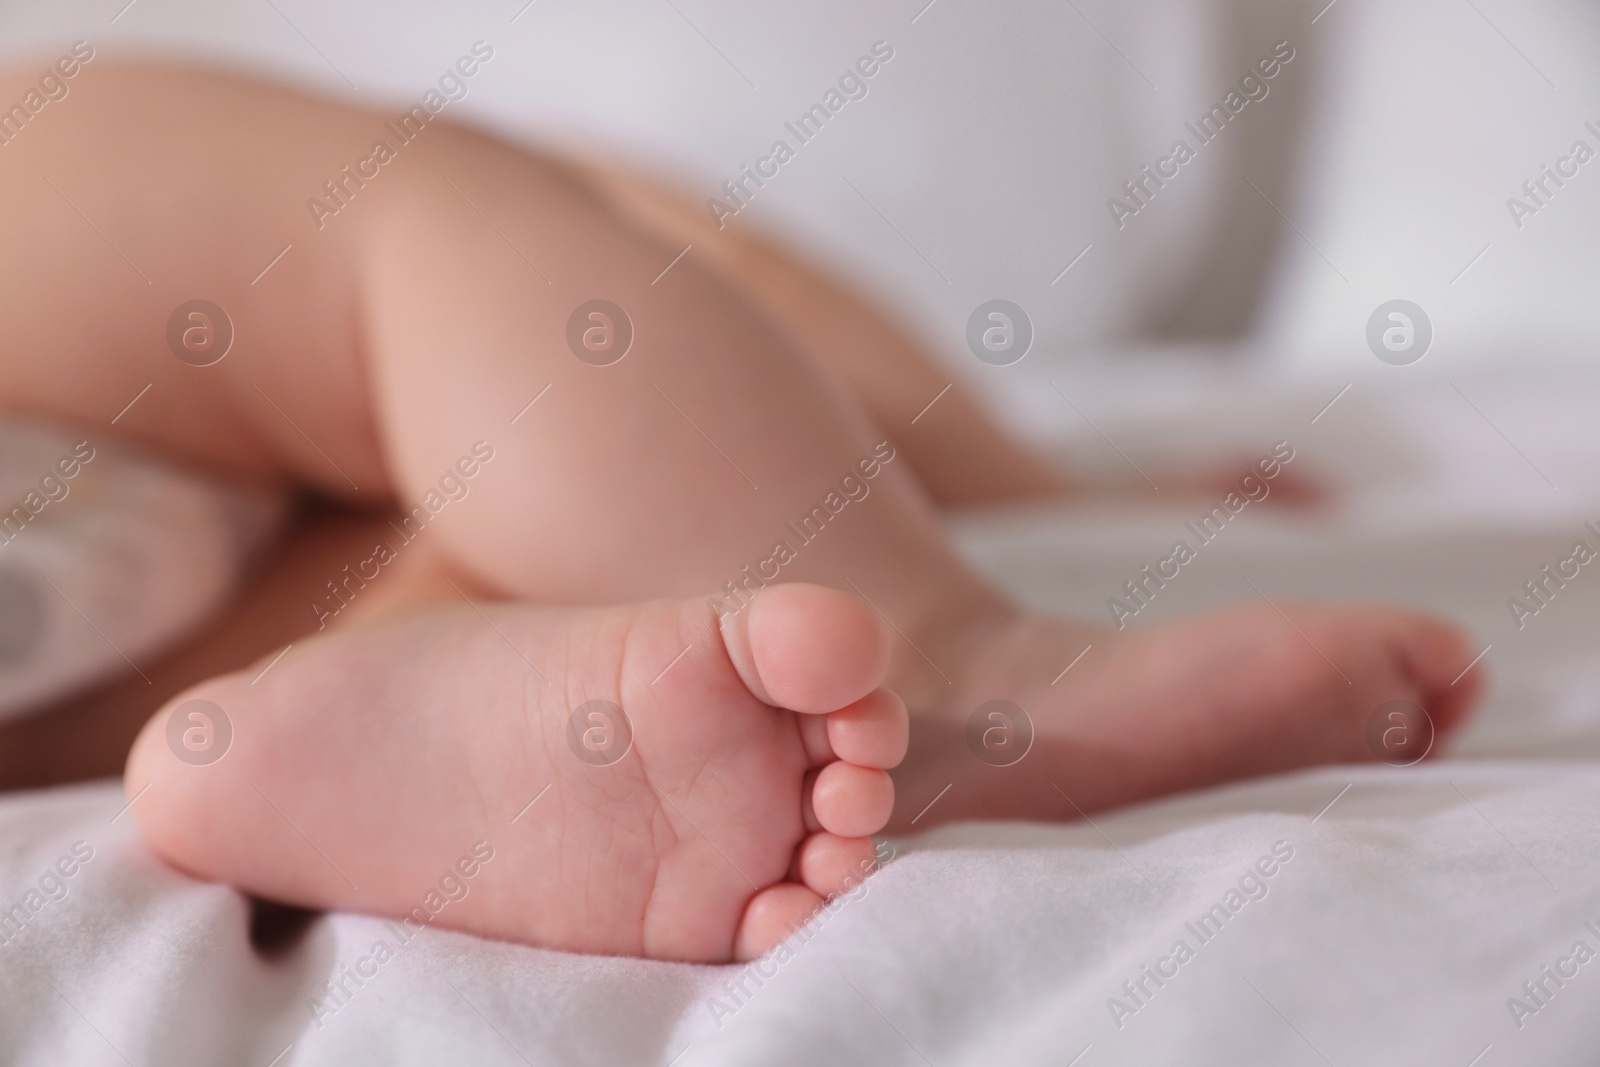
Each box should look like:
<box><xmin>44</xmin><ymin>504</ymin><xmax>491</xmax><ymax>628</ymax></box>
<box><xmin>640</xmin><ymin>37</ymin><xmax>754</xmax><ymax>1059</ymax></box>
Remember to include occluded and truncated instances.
<box><xmin>0</xmin><ymin>59</ymin><xmax>1481</xmax><ymax>963</ymax></box>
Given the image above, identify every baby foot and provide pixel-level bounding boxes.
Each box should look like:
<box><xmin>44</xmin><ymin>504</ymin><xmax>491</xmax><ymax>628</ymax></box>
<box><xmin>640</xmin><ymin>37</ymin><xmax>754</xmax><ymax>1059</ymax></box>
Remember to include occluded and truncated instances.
<box><xmin>891</xmin><ymin>601</ymin><xmax>1482</xmax><ymax>829</ymax></box>
<box><xmin>125</xmin><ymin>584</ymin><xmax>907</xmax><ymax>962</ymax></box>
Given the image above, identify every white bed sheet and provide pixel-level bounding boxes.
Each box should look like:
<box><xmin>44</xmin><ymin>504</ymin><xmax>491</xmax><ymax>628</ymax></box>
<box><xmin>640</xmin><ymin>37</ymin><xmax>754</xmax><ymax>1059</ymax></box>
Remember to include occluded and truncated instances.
<box><xmin>6</xmin><ymin>376</ymin><xmax>1600</xmax><ymax>1066</ymax></box>
<box><xmin>7</xmin><ymin>760</ymin><xmax>1600</xmax><ymax>1066</ymax></box>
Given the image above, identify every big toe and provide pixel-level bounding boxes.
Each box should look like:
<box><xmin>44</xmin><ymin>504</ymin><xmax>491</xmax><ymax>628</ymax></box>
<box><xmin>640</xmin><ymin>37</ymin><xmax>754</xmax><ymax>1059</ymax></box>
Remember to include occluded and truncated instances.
<box><xmin>1387</xmin><ymin>611</ymin><xmax>1484</xmax><ymax>736</ymax></box>
<box><xmin>723</xmin><ymin>584</ymin><xmax>889</xmax><ymax>713</ymax></box>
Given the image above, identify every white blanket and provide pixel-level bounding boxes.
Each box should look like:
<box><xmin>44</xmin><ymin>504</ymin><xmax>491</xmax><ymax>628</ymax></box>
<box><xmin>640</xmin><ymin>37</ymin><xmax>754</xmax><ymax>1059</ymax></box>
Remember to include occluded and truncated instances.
<box><xmin>9</xmin><ymin>765</ymin><xmax>1600</xmax><ymax>1064</ymax></box>
<box><xmin>7</xmin><ymin>376</ymin><xmax>1600</xmax><ymax>1066</ymax></box>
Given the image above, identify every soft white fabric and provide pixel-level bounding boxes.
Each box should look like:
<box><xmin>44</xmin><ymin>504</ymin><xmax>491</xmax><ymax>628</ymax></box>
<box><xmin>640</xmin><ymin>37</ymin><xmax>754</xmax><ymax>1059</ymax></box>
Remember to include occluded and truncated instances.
<box><xmin>0</xmin><ymin>0</ymin><xmax>1228</xmax><ymax>390</ymax></box>
<box><xmin>1259</xmin><ymin>0</ymin><xmax>1600</xmax><ymax>371</ymax></box>
<box><xmin>10</xmin><ymin>761</ymin><xmax>1600</xmax><ymax>1066</ymax></box>
<box><xmin>4</xmin><ymin>374</ymin><xmax>1600</xmax><ymax>1065</ymax></box>
<box><xmin>0</xmin><ymin>419</ymin><xmax>283</xmax><ymax>722</ymax></box>
<box><xmin>7</xmin><ymin>0</ymin><xmax>1590</xmax><ymax>389</ymax></box>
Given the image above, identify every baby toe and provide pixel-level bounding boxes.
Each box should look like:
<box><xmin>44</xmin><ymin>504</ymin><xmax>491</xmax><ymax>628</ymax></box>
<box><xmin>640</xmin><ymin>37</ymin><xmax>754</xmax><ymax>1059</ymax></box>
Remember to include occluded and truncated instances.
<box><xmin>735</xmin><ymin>883</ymin><xmax>824</xmax><ymax>961</ymax></box>
<box><xmin>825</xmin><ymin>688</ymin><xmax>909</xmax><ymax>769</ymax></box>
<box><xmin>796</xmin><ymin>832</ymin><xmax>878</xmax><ymax>898</ymax></box>
<box><xmin>726</xmin><ymin>584</ymin><xmax>890</xmax><ymax>714</ymax></box>
<box><xmin>810</xmin><ymin>762</ymin><xmax>894</xmax><ymax>838</ymax></box>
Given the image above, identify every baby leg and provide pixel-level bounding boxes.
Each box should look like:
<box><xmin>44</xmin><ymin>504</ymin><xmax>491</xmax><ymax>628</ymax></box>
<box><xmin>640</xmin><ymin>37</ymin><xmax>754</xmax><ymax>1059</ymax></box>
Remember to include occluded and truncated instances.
<box><xmin>0</xmin><ymin>63</ymin><xmax>1463</xmax><ymax>839</ymax></box>
<box><xmin>351</xmin><ymin>134</ymin><xmax>1482</xmax><ymax>828</ymax></box>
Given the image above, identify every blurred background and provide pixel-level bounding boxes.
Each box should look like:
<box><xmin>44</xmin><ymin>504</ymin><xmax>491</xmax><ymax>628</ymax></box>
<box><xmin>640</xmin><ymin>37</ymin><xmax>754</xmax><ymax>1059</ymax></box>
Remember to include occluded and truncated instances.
<box><xmin>4</xmin><ymin>0</ymin><xmax>1599</xmax><ymax>482</ymax></box>
<box><xmin>5</xmin><ymin>0</ymin><xmax>1600</xmax><ymax>742</ymax></box>
<box><xmin>5</xmin><ymin>0</ymin><xmax>1599</xmax><ymax>384</ymax></box>
<box><xmin>8</xmin><ymin>0</ymin><xmax>1600</xmax><ymax>755</ymax></box>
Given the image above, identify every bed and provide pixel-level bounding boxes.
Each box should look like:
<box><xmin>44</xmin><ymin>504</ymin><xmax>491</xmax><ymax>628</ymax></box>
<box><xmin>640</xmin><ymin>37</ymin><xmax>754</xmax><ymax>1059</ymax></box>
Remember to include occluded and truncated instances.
<box><xmin>4</xmin><ymin>372</ymin><xmax>1599</xmax><ymax>1066</ymax></box>
<box><xmin>4</xmin><ymin>1</ymin><xmax>1598</xmax><ymax>1061</ymax></box>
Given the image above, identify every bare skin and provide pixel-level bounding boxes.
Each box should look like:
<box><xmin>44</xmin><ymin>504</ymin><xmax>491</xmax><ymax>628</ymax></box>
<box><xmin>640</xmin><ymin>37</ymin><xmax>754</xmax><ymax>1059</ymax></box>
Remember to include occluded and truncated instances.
<box><xmin>581</xmin><ymin>161</ymin><xmax>1329</xmax><ymax>513</ymax></box>
<box><xmin>0</xmin><ymin>62</ymin><xmax>1483</xmax><ymax>959</ymax></box>
<box><xmin>129</xmin><ymin>583</ymin><xmax>908</xmax><ymax>961</ymax></box>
